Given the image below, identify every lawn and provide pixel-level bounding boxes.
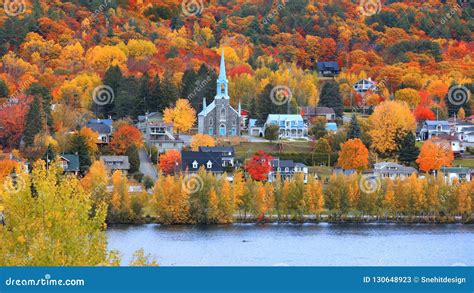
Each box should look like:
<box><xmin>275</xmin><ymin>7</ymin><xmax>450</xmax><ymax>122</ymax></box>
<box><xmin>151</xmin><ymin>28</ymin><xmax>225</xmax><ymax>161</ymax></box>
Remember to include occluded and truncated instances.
<box><xmin>234</xmin><ymin>141</ymin><xmax>314</xmax><ymax>159</ymax></box>
<box><xmin>453</xmin><ymin>158</ymin><xmax>474</xmax><ymax>168</ymax></box>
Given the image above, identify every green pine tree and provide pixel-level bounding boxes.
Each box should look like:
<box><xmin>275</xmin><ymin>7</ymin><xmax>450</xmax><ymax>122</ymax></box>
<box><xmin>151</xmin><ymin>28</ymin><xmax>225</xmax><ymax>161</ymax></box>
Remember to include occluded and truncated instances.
<box><xmin>347</xmin><ymin>114</ymin><xmax>361</xmax><ymax>139</ymax></box>
<box><xmin>398</xmin><ymin>132</ymin><xmax>420</xmax><ymax>166</ymax></box>
<box><xmin>125</xmin><ymin>145</ymin><xmax>140</xmax><ymax>174</ymax></box>
<box><xmin>23</xmin><ymin>96</ymin><xmax>45</xmax><ymax>147</ymax></box>
<box><xmin>319</xmin><ymin>81</ymin><xmax>343</xmax><ymax>117</ymax></box>
<box><xmin>69</xmin><ymin>134</ymin><xmax>92</xmax><ymax>175</ymax></box>
<box><xmin>26</xmin><ymin>83</ymin><xmax>53</xmax><ymax>129</ymax></box>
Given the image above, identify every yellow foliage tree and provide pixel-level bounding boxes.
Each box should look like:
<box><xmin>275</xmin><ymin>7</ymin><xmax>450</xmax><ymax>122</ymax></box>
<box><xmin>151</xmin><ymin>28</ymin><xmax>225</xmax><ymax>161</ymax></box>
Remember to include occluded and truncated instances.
<box><xmin>190</xmin><ymin>134</ymin><xmax>215</xmax><ymax>151</ymax></box>
<box><xmin>0</xmin><ymin>161</ymin><xmax>107</xmax><ymax>266</ymax></box>
<box><xmin>163</xmin><ymin>99</ymin><xmax>196</xmax><ymax>133</ymax></box>
<box><xmin>368</xmin><ymin>101</ymin><xmax>416</xmax><ymax>155</ymax></box>
<box><xmin>58</xmin><ymin>72</ymin><xmax>101</xmax><ymax>109</ymax></box>
<box><xmin>85</xmin><ymin>45</ymin><xmax>127</xmax><ymax>72</ymax></box>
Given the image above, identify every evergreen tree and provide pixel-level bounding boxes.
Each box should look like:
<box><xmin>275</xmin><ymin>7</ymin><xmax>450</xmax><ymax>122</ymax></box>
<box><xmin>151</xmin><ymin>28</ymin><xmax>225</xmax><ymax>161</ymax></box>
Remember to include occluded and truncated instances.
<box><xmin>159</xmin><ymin>72</ymin><xmax>179</xmax><ymax>112</ymax></box>
<box><xmin>125</xmin><ymin>145</ymin><xmax>140</xmax><ymax>174</ymax></box>
<box><xmin>0</xmin><ymin>79</ymin><xmax>9</xmax><ymax>98</ymax></box>
<box><xmin>256</xmin><ymin>83</ymin><xmax>287</xmax><ymax>122</ymax></box>
<box><xmin>102</xmin><ymin>65</ymin><xmax>123</xmax><ymax>117</ymax></box>
<box><xmin>148</xmin><ymin>75</ymin><xmax>162</xmax><ymax>113</ymax></box>
<box><xmin>42</xmin><ymin>144</ymin><xmax>57</xmax><ymax>169</ymax></box>
<box><xmin>69</xmin><ymin>134</ymin><xmax>92</xmax><ymax>175</ymax></box>
<box><xmin>347</xmin><ymin>114</ymin><xmax>361</xmax><ymax>139</ymax></box>
<box><xmin>135</xmin><ymin>73</ymin><xmax>150</xmax><ymax>115</ymax></box>
<box><xmin>398</xmin><ymin>132</ymin><xmax>420</xmax><ymax>166</ymax></box>
<box><xmin>318</xmin><ymin>81</ymin><xmax>343</xmax><ymax>117</ymax></box>
<box><xmin>181</xmin><ymin>68</ymin><xmax>198</xmax><ymax>102</ymax></box>
<box><xmin>26</xmin><ymin>83</ymin><xmax>53</xmax><ymax>129</ymax></box>
<box><xmin>114</xmin><ymin>77</ymin><xmax>140</xmax><ymax>118</ymax></box>
<box><xmin>23</xmin><ymin>97</ymin><xmax>45</xmax><ymax>147</ymax></box>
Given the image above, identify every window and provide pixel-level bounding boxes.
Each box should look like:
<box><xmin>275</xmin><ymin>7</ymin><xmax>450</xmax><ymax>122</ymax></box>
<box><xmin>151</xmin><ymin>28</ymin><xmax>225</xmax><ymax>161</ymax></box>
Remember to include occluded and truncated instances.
<box><xmin>206</xmin><ymin>160</ymin><xmax>213</xmax><ymax>169</ymax></box>
<box><xmin>209</xmin><ymin>117</ymin><xmax>214</xmax><ymax>126</ymax></box>
<box><xmin>232</xmin><ymin>118</ymin><xmax>237</xmax><ymax>126</ymax></box>
<box><xmin>231</xmin><ymin>127</ymin><xmax>237</xmax><ymax>136</ymax></box>
<box><xmin>220</xmin><ymin>108</ymin><xmax>226</xmax><ymax>119</ymax></box>
<box><xmin>285</xmin><ymin>167</ymin><xmax>289</xmax><ymax>172</ymax></box>
<box><xmin>192</xmin><ymin>160</ymin><xmax>198</xmax><ymax>169</ymax></box>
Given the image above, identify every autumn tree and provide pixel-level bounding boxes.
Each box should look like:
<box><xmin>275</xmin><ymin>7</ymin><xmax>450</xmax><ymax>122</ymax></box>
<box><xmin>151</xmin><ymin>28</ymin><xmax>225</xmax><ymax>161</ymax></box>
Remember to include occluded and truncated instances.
<box><xmin>337</xmin><ymin>139</ymin><xmax>369</xmax><ymax>171</ymax></box>
<box><xmin>190</xmin><ymin>134</ymin><xmax>215</xmax><ymax>151</ymax></box>
<box><xmin>159</xmin><ymin>150</ymin><xmax>182</xmax><ymax>175</ymax></box>
<box><xmin>110</xmin><ymin>125</ymin><xmax>143</xmax><ymax>155</ymax></box>
<box><xmin>245</xmin><ymin>151</ymin><xmax>273</xmax><ymax>181</ymax></box>
<box><xmin>81</xmin><ymin>160</ymin><xmax>109</xmax><ymax>205</ymax></box>
<box><xmin>368</xmin><ymin>101</ymin><xmax>416</xmax><ymax>156</ymax></box>
<box><xmin>0</xmin><ymin>161</ymin><xmax>107</xmax><ymax>266</ymax></box>
<box><xmin>163</xmin><ymin>99</ymin><xmax>196</xmax><ymax>134</ymax></box>
<box><xmin>416</xmin><ymin>140</ymin><xmax>454</xmax><ymax>173</ymax></box>
<box><xmin>79</xmin><ymin>127</ymin><xmax>99</xmax><ymax>155</ymax></box>
<box><xmin>394</xmin><ymin>88</ymin><xmax>420</xmax><ymax>108</ymax></box>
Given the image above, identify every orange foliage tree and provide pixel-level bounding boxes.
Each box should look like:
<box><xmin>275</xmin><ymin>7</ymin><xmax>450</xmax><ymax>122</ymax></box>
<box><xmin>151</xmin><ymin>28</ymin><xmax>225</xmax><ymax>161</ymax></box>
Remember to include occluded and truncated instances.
<box><xmin>416</xmin><ymin>140</ymin><xmax>454</xmax><ymax>173</ymax></box>
<box><xmin>245</xmin><ymin>151</ymin><xmax>273</xmax><ymax>181</ymax></box>
<box><xmin>337</xmin><ymin>139</ymin><xmax>369</xmax><ymax>171</ymax></box>
<box><xmin>110</xmin><ymin>125</ymin><xmax>143</xmax><ymax>155</ymax></box>
<box><xmin>159</xmin><ymin>150</ymin><xmax>182</xmax><ymax>175</ymax></box>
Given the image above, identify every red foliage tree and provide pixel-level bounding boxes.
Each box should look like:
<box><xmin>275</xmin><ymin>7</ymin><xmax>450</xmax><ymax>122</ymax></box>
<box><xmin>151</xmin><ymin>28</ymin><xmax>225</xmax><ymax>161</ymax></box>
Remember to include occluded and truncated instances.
<box><xmin>159</xmin><ymin>150</ymin><xmax>182</xmax><ymax>175</ymax></box>
<box><xmin>0</xmin><ymin>101</ymin><xmax>28</xmax><ymax>150</ymax></box>
<box><xmin>245</xmin><ymin>150</ymin><xmax>273</xmax><ymax>181</ymax></box>
<box><xmin>414</xmin><ymin>106</ymin><xmax>435</xmax><ymax>122</ymax></box>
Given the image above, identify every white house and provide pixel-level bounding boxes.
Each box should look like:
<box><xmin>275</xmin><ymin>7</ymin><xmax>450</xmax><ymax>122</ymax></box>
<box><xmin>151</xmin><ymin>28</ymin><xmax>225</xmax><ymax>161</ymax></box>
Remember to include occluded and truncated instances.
<box><xmin>353</xmin><ymin>78</ymin><xmax>378</xmax><ymax>94</ymax></box>
<box><xmin>373</xmin><ymin>162</ymin><xmax>417</xmax><ymax>180</ymax></box>
<box><xmin>420</xmin><ymin>120</ymin><xmax>450</xmax><ymax>140</ymax></box>
<box><xmin>264</xmin><ymin>114</ymin><xmax>308</xmax><ymax>139</ymax></box>
<box><xmin>433</xmin><ymin>134</ymin><xmax>465</xmax><ymax>155</ymax></box>
<box><xmin>268</xmin><ymin>159</ymin><xmax>309</xmax><ymax>183</ymax></box>
<box><xmin>440</xmin><ymin>167</ymin><xmax>471</xmax><ymax>183</ymax></box>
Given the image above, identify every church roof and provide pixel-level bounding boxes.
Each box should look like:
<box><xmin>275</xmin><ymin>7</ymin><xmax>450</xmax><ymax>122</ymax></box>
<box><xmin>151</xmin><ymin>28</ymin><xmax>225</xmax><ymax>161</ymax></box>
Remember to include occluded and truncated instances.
<box><xmin>198</xmin><ymin>100</ymin><xmax>216</xmax><ymax>116</ymax></box>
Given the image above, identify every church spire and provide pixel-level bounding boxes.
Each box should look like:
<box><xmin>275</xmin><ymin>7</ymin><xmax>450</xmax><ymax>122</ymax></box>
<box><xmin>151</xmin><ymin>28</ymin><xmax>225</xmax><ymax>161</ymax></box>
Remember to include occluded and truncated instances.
<box><xmin>216</xmin><ymin>48</ymin><xmax>229</xmax><ymax>98</ymax></box>
<box><xmin>218</xmin><ymin>48</ymin><xmax>227</xmax><ymax>82</ymax></box>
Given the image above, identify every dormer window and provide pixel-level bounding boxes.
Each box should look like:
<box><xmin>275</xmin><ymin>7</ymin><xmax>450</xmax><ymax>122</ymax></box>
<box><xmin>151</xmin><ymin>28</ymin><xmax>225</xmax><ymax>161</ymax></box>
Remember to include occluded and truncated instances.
<box><xmin>437</xmin><ymin>124</ymin><xmax>442</xmax><ymax>132</ymax></box>
<box><xmin>285</xmin><ymin>167</ymin><xmax>289</xmax><ymax>172</ymax></box>
<box><xmin>206</xmin><ymin>160</ymin><xmax>213</xmax><ymax>169</ymax></box>
<box><xmin>192</xmin><ymin>160</ymin><xmax>198</xmax><ymax>169</ymax></box>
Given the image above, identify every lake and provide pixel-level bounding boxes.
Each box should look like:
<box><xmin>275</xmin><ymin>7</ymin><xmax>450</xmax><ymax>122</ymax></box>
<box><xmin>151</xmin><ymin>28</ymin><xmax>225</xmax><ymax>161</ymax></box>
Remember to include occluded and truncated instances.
<box><xmin>107</xmin><ymin>223</ymin><xmax>474</xmax><ymax>266</ymax></box>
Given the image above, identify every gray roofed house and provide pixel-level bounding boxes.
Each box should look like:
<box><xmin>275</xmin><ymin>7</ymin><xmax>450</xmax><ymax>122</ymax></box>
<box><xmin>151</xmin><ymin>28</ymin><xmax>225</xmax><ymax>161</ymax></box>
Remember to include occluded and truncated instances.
<box><xmin>420</xmin><ymin>120</ymin><xmax>450</xmax><ymax>140</ymax></box>
<box><xmin>268</xmin><ymin>158</ymin><xmax>308</xmax><ymax>183</ymax></box>
<box><xmin>59</xmin><ymin>154</ymin><xmax>80</xmax><ymax>175</ymax></box>
<box><xmin>373</xmin><ymin>162</ymin><xmax>417</xmax><ymax>180</ymax></box>
<box><xmin>100</xmin><ymin>156</ymin><xmax>131</xmax><ymax>174</ymax></box>
<box><xmin>440</xmin><ymin>167</ymin><xmax>471</xmax><ymax>183</ymax></box>
<box><xmin>86</xmin><ymin>119</ymin><xmax>113</xmax><ymax>144</ymax></box>
<box><xmin>316</xmin><ymin>61</ymin><xmax>340</xmax><ymax>77</ymax></box>
<box><xmin>301</xmin><ymin>106</ymin><xmax>336</xmax><ymax>122</ymax></box>
<box><xmin>138</xmin><ymin>112</ymin><xmax>184</xmax><ymax>153</ymax></box>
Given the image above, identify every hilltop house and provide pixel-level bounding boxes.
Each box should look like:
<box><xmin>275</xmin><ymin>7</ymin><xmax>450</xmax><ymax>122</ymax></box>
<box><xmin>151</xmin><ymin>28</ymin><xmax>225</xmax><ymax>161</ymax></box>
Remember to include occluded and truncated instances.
<box><xmin>59</xmin><ymin>154</ymin><xmax>80</xmax><ymax>175</ymax></box>
<box><xmin>353</xmin><ymin>78</ymin><xmax>378</xmax><ymax>94</ymax></box>
<box><xmin>86</xmin><ymin>119</ymin><xmax>113</xmax><ymax>145</ymax></box>
<box><xmin>198</xmin><ymin>50</ymin><xmax>242</xmax><ymax>137</ymax></box>
<box><xmin>316</xmin><ymin>61</ymin><xmax>340</xmax><ymax>77</ymax></box>
<box><xmin>373</xmin><ymin>162</ymin><xmax>417</xmax><ymax>180</ymax></box>
<box><xmin>419</xmin><ymin>120</ymin><xmax>450</xmax><ymax>140</ymax></box>
<box><xmin>301</xmin><ymin>106</ymin><xmax>336</xmax><ymax>122</ymax></box>
<box><xmin>268</xmin><ymin>158</ymin><xmax>308</xmax><ymax>183</ymax></box>
<box><xmin>264</xmin><ymin>114</ymin><xmax>308</xmax><ymax>139</ymax></box>
<box><xmin>100</xmin><ymin>156</ymin><xmax>131</xmax><ymax>174</ymax></box>
<box><xmin>137</xmin><ymin>112</ymin><xmax>184</xmax><ymax>153</ymax></box>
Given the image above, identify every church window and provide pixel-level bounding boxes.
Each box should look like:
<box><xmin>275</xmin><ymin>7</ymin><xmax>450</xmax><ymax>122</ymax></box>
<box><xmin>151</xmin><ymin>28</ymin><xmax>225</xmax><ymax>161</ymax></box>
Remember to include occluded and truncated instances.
<box><xmin>220</xmin><ymin>108</ymin><xmax>226</xmax><ymax>119</ymax></box>
<box><xmin>209</xmin><ymin>117</ymin><xmax>214</xmax><ymax>126</ymax></box>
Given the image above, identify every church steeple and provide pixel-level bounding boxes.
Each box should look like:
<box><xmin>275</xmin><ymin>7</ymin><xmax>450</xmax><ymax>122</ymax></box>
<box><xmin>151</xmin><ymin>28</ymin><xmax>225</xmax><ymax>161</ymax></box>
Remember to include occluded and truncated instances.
<box><xmin>216</xmin><ymin>48</ymin><xmax>229</xmax><ymax>99</ymax></box>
